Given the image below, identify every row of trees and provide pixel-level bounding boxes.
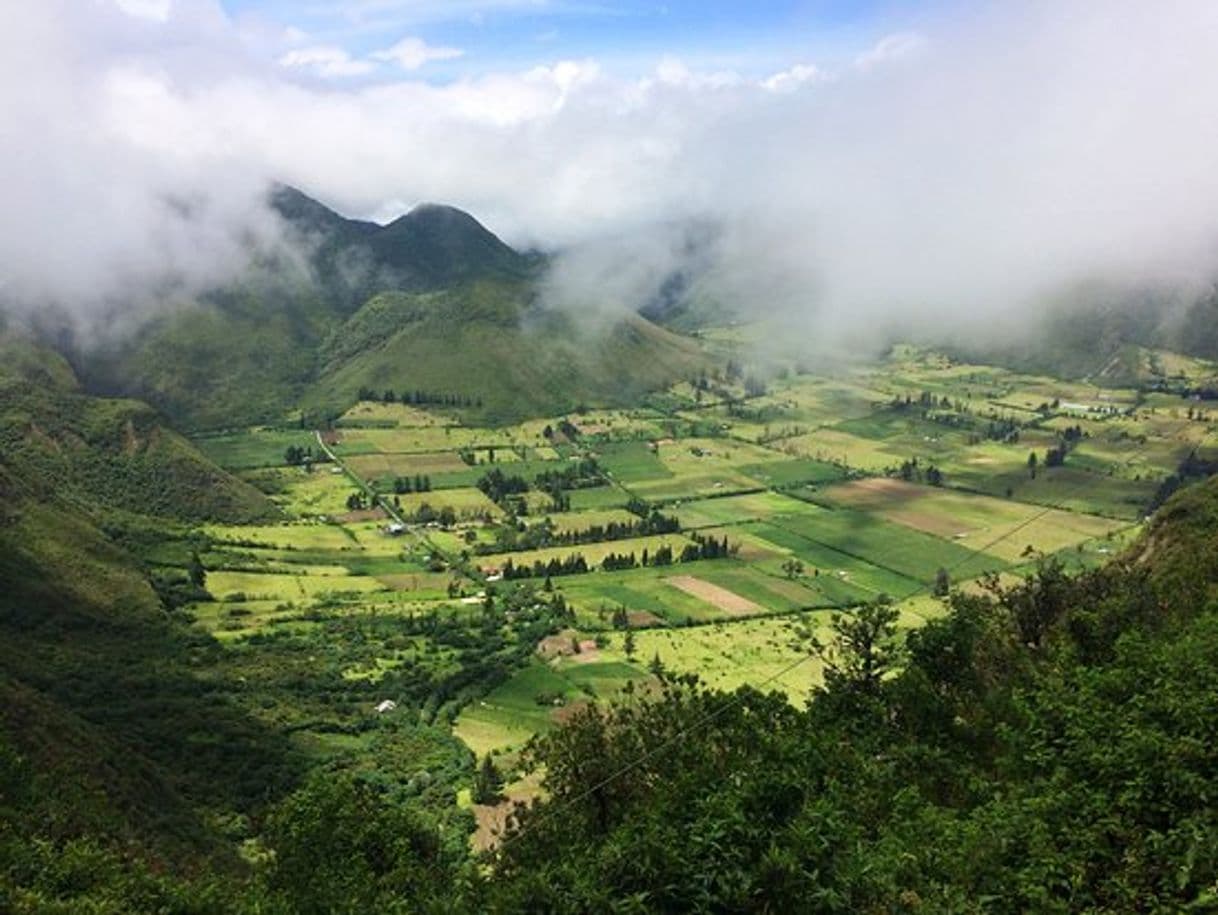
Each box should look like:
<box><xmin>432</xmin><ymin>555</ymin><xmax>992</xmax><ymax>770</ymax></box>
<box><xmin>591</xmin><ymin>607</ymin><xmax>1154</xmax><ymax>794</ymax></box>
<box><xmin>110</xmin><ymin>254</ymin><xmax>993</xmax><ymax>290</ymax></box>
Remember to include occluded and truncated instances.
<box><xmin>283</xmin><ymin>444</ymin><xmax>320</xmax><ymax>466</ymax></box>
<box><xmin>357</xmin><ymin>386</ymin><xmax>483</xmax><ymax>408</ymax></box>
<box><xmin>475</xmin><ymin>510</ymin><xmax>681</xmax><ymax>555</ymax></box>
<box><xmin>496</xmin><ymin>533</ymin><xmax>735</xmax><ymax>582</ymax></box>
<box><xmin>896</xmin><ymin>457</ymin><xmax>944</xmax><ymax>486</ymax></box>
<box><xmin>391</xmin><ymin>475</ymin><xmax>432</xmax><ymax>494</ymax></box>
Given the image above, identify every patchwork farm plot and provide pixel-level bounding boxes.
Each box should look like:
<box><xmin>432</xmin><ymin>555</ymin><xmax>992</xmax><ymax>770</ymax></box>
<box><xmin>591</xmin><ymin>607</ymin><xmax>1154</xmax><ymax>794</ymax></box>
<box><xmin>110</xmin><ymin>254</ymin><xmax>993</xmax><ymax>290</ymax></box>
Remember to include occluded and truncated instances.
<box><xmin>172</xmin><ymin>342</ymin><xmax>1216</xmax><ymax>830</ymax></box>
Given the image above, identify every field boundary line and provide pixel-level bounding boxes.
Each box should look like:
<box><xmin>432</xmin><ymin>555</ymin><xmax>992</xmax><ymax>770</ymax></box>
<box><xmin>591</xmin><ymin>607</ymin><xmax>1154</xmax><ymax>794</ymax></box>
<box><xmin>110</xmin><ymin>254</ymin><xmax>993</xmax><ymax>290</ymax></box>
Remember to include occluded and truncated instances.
<box><xmin>489</xmin><ymin>418</ymin><xmax>1193</xmax><ymax>857</ymax></box>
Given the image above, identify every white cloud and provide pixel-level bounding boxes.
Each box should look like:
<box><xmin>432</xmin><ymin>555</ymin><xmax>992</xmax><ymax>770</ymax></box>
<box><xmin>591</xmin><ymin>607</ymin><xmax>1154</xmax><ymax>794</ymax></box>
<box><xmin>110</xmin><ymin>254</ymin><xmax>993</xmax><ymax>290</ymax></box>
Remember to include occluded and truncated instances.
<box><xmin>114</xmin><ymin>0</ymin><xmax>173</xmax><ymax>21</ymax></box>
<box><xmin>6</xmin><ymin>0</ymin><xmax>1218</xmax><ymax>347</ymax></box>
<box><xmin>370</xmin><ymin>36</ymin><xmax>463</xmax><ymax>70</ymax></box>
<box><xmin>854</xmin><ymin>31</ymin><xmax>926</xmax><ymax>71</ymax></box>
<box><xmin>277</xmin><ymin>44</ymin><xmax>376</xmax><ymax>77</ymax></box>
<box><xmin>760</xmin><ymin>63</ymin><xmax>822</xmax><ymax>93</ymax></box>
<box><xmin>652</xmin><ymin>57</ymin><xmax>743</xmax><ymax>90</ymax></box>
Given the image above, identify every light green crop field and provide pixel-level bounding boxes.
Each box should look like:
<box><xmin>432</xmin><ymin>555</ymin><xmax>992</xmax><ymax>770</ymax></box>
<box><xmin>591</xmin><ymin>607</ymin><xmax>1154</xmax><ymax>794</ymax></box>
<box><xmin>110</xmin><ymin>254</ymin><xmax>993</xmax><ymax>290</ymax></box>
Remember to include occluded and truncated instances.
<box><xmin>345</xmin><ymin>451</ymin><xmax>472</xmax><ymax>479</ymax></box>
<box><xmin>336</xmin><ymin>425</ymin><xmax>523</xmax><ymax>454</ymax></box>
<box><xmin>476</xmin><ymin>533</ymin><xmax>694</xmax><ymax>573</ymax></box>
<box><xmin>569</xmin><ymin>409</ymin><xmax>667</xmax><ymax>441</ymax></box>
<box><xmin>595</xmin><ymin>440</ymin><xmax>672</xmax><ymax>482</ymax></box>
<box><xmin>630</xmin><ymin>471</ymin><xmax>765</xmax><ymax>502</ymax></box>
<box><xmin>673</xmin><ymin>491</ymin><xmax>811</xmax><ymax>528</ymax></box>
<box><xmin>391</xmin><ymin>487</ymin><xmax>503</xmax><ymax>519</ymax></box>
<box><xmin>194</xmin><ymin>428</ymin><xmax>323</xmax><ymax>470</ymax></box>
<box><xmin>820</xmin><ymin>478</ymin><xmax>1128</xmax><ymax>562</ymax></box>
<box><xmin>453</xmin><ymin>659</ymin><xmax>638</xmax><ymax>757</ymax></box>
<box><xmin>546</xmin><ymin>508</ymin><xmax>639</xmax><ymax>534</ymax></box>
<box><xmin>206</xmin><ymin>569</ymin><xmax>386</xmax><ymax>601</ymax></box>
<box><xmin>253</xmin><ymin>467</ymin><xmax>364</xmax><ymax>517</ymax></box>
<box><xmin>205</xmin><ymin>522</ymin><xmax>360</xmax><ymax>552</ymax></box>
<box><xmin>590</xmin><ymin>613</ymin><xmax>833</xmax><ymax>702</ymax></box>
<box><xmin>566</xmin><ymin>486</ymin><xmax>631</xmax><ymax>510</ymax></box>
<box><xmin>339</xmin><ymin>401</ymin><xmax>451</xmax><ymax>427</ymax></box>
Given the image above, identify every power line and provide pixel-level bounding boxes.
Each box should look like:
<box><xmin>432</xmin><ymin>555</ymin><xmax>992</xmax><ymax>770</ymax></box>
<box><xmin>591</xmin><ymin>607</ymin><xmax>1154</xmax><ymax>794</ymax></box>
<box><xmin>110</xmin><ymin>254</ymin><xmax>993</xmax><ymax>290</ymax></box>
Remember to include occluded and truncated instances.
<box><xmin>490</xmin><ymin>417</ymin><xmax>1193</xmax><ymax>855</ymax></box>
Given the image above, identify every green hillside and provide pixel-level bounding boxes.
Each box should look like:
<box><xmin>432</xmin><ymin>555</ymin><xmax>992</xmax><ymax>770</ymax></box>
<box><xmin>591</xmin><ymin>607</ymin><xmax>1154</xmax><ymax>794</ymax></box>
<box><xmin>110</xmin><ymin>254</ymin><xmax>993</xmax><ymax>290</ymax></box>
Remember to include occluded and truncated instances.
<box><xmin>0</xmin><ymin>465</ymin><xmax>300</xmax><ymax>907</ymax></box>
<box><xmin>312</xmin><ymin>281</ymin><xmax>710</xmax><ymax>422</ymax></box>
<box><xmin>82</xmin><ymin>187</ymin><xmax>710</xmax><ymax>430</ymax></box>
<box><xmin>0</xmin><ymin>353</ymin><xmax>296</xmax><ymax>907</ymax></box>
<box><xmin>0</xmin><ymin>339</ymin><xmax>276</xmax><ymax>523</ymax></box>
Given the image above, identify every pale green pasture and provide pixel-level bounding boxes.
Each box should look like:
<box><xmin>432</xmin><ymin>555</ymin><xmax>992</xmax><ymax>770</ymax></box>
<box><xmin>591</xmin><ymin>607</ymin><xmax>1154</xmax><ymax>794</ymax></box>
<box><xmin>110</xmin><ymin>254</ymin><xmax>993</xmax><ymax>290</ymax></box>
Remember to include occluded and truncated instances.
<box><xmin>783</xmin><ymin>428</ymin><xmax>895</xmax><ymax>471</ymax></box>
<box><xmin>673</xmin><ymin>491</ymin><xmax>810</xmax><ymax>528</ymax></box>
<box><xmin>593</xmin><ymin>613</ymin><xmax>832</xmax><ymax>702</ymax></box>
<box><xmin>656</xmin><ymin>437</ymin><xmax>788</xmax><ymax>475</ymax></box>
<box><xmin>206</xmin><ymin>569</ymin><xmax>385</xmax><ymax>600</ymax></box>
<box><xmin>479</xmin><ymin>533</ymin><xmax>693</xmax><ymax>573</ymax></box>
<box><xmin>392</xmin><ymin>488</ymin><xmax>502</xmax><ymax>519</ymax></box>
<box><xmin>337</xmin><ymin>426</ymin><xmax>521</xmax><ymax>453</ymax></box>
<box><xmin>269</xmin><ymin>468</ymin><xmax>364</xmax><ymax>517</ymax></box>
<box><xmin>630</xmin><ymin>472</ymin><xmax>764</xmax><ymax>501</ymax></box>
<box><xmin>205</xmin><ymin>522</ymin><xmax>359</xmax><ymax>552</ymax></box>
<box><xmin>339</xmin><ymin>401</ymin><xmax>448</xmax><ymax>427</ymax></box>
<box><xmin>546</xmin><ymin>508</ymin><xmax>639</xmax><ymax>534</ymax></box>
<box><xmin>345</xmin><ymin>451</ymin><xmax>471</xmax><ymax>479</ymax></box>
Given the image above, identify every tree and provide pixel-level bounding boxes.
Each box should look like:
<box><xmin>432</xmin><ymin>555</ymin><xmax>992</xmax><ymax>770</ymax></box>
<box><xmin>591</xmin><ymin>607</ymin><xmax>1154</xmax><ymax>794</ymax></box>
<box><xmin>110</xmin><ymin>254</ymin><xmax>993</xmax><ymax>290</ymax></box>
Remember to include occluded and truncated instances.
<box><xmin>813</xmin><ymin>598</ymin><xmax>902</xmax><ymax>697</ymax></box>
<box><xmin>611</xmin><ymin>605</ymin><xmax>629</xmax><ymax>630</ymax></box>
<box><xmin>1028</xmin><ymin>451</ymin><xmax>1038</xmax><ymax>479</ymax></box>
<box><xmin>782</xmin><ymin>558</ymin><xmax>804</xmax><ymax>580</ymax></box>
<box><xmin>623</xmin><ymin>626</ymin><xmax>636</xmax><ymax>660</ymax></box>
<box><xmin>473</xmin><ymin>753</ymin><xmax>504</xmax><ymax>805</ymax></box>
<box><xmin>187</xmin><ymin>551</ymin><xmax>207</xmax><ymax>590</ymax></box>
<box><xmin>933</xmin><ymin>566</ymin><xmax>951</xmax><ymax>597</ymax></box>
<box><xmin>265</xmin><ymin>772</ymin><xmax>447</xmax><ymax>914</ymax></box>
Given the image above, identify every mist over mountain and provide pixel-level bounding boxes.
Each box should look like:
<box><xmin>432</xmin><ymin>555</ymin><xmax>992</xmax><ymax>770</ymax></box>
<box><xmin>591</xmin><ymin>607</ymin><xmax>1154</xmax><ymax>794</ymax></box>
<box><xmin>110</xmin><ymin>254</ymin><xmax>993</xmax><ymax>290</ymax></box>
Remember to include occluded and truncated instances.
<box><xmin>66</xmin><ymin>186</ymin><xmax>705</xmax><ymax>428</ymax></box>
<box><xmin>5</xmin><ymin>1</ymin><xmax>1218</xmax><ymax>358</ymax></box>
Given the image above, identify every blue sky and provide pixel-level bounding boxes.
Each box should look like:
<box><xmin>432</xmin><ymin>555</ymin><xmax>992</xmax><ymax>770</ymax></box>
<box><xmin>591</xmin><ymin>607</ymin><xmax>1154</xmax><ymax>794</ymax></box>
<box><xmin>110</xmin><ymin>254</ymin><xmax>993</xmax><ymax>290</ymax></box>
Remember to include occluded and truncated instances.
<box><xmin>220</xmin><ymin>0</ymin><xmax>911</xmax><ymax>80</ymax></box>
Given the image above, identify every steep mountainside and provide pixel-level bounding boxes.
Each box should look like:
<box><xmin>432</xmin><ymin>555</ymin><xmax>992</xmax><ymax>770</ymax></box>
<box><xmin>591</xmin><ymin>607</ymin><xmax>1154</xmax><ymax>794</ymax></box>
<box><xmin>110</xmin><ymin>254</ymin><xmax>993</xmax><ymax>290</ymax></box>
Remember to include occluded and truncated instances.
<box><xmin>0</xmin><ymin>342</ymin><xmax>296</xmax><ymax>903</ymax></box>
<box><xmin>81</xmin><ymin>186</ymin><xmax>709</xmax><ymax>429</ymax></box>
<box><xmin>0</xmin><ymin>339</ymin><xmax>275</xmax><ymax>523</ymax></box>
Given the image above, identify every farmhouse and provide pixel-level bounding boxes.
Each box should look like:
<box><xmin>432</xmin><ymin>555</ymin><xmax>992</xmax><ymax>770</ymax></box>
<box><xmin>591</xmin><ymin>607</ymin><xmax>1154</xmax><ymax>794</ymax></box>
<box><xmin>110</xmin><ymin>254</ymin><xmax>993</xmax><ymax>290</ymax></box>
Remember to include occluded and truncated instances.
<box><xmin>375</xmin><ymin>699</ymin><xmax>397</xmax><ymax>714</ymax></box>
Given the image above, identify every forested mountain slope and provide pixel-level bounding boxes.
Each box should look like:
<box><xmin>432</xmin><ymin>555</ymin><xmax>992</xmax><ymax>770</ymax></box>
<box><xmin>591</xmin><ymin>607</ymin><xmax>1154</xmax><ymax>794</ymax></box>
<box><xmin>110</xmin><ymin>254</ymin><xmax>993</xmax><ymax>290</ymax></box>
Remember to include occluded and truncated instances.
<box><xmin>79</xmin><ymin>187</ymin><xmax>709</xmax><ymax>430</ymax></box>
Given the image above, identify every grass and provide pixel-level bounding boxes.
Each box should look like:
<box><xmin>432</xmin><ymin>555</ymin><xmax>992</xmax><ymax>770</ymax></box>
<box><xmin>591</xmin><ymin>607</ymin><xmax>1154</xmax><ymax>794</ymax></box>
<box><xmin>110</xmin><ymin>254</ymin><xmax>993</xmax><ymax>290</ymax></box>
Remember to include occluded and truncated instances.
<box><xmin>205</xmin><ymin>522</ymin><xmax>360</xmax><ymax>552</ymax></box>
<box><xmin>546</xmin><ymin>508</ymin><xmax>640</xmax><ymax>534</ymax></box>
<box><xmin>819</xmin><ymin>478</ymin><xmax>1128</xmax><ymax>562</ymax></box>
<box><xmin>672</xmin><ymin>491</ymin><xmax>811</xmax><ymax>528</ymax></box>
<box><xmin>193</xmin><ymin>429</ymin><xmax>323</xmax><ymax>470</ymax></box>
<box><xmin>476</xmin><ymin>533</ymin><xmax>694</xmax><ymax>573</ymax></box>
<box><xmin>390</xmin><ymin>487</ymin><xmax>502</xmax><ymax>520</ymax></box>
<box><xmin>205</xmin><ymin>569</ymin><xmax>385</xmax><ymax>601</ymax></box>
<box><xmin>589</xmin><ymin>613</ymin><xmax>832</xmax><ymax>702</ymax></box>
<box><xmin>596</xmin><ymin>440</ymin><xmax>672</xmax><ymax>482</ymax></box>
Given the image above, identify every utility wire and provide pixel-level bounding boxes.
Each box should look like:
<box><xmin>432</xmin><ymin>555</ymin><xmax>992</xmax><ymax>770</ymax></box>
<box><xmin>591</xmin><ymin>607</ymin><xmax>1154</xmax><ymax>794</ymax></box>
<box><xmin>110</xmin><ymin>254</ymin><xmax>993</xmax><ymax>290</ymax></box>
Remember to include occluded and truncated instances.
<box><xmin>490</xmin><ymin>416</ymin><xmax>1194</xmax><ymax>855</ymax></box>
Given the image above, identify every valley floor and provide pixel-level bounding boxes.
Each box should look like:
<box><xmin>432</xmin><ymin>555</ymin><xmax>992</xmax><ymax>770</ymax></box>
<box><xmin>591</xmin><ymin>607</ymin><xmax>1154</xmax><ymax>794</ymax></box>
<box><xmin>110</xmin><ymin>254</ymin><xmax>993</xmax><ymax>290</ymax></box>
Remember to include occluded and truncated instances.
<box><xmin>179</xmin><ymin>343</ymin><xmax>1216</xmax><ymax>850</ymax></box>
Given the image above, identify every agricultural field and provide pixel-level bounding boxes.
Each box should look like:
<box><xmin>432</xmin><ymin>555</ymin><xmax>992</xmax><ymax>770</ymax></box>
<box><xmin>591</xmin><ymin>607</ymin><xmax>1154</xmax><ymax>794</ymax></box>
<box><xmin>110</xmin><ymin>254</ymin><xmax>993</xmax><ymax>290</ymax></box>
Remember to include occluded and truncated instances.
<box><xmin>174</xmin><ymin>342</ymin><xmax>1214</xmax><ymax>838</ymax></box>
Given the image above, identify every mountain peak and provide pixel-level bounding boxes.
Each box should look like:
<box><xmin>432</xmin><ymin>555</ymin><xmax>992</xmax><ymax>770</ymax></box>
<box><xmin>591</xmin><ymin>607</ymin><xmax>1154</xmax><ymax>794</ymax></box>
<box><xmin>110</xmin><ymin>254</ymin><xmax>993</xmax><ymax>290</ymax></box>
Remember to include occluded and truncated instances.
<box><xmin>270</xmin><ymin>184</ymin><xmax>529</xmax><ymax>290</ymax></box>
